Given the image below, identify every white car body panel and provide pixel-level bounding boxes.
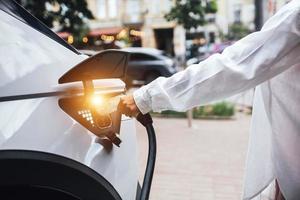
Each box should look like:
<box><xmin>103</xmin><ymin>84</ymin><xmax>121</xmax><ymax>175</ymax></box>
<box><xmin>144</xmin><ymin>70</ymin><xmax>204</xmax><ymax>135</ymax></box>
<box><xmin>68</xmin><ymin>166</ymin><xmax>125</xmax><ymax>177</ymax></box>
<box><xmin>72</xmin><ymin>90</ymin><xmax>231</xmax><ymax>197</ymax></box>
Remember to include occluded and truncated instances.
<box><xmin>0</xmin><ymin>7</ymin><xmax>138</xmax><ymax>200</ymax></box>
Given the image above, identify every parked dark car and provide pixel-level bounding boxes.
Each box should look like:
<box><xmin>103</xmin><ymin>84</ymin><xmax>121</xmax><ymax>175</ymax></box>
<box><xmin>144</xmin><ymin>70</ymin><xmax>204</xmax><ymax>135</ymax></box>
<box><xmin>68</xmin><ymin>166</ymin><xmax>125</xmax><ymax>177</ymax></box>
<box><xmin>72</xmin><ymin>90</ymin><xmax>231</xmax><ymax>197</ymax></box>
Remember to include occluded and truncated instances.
<box><xmin>80</xmin><ymin>48</ymin><xmax>177</xmax><ymax>86</ymax></box>
<box><xmin>123</xmin><ymin>47</ymin><xmax>177</xmax><ymax>85</ymax></box>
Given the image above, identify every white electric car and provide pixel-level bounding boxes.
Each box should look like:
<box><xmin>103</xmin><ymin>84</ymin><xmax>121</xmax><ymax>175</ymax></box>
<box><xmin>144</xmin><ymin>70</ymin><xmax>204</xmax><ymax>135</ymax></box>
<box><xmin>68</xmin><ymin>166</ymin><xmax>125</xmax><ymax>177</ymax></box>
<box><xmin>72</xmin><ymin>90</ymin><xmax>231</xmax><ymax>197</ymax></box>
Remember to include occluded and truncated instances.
<box><xmin>0</xmin><ymin>1</ymin><xmax>140</xmax><ymax>199</ymax></box>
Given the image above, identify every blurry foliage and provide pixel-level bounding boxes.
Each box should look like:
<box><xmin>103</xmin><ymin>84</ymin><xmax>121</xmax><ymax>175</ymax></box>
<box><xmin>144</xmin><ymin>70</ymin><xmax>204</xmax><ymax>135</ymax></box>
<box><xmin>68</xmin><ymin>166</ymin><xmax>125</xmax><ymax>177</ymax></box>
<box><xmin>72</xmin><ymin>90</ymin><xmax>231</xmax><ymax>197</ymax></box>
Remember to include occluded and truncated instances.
<box><xmin>16</xmin><ymin>0</ymin><xmax>94</xmax><ymax>45</ymax></box>
<box><xmin>160</xmin><ymin>110</ymin><xmax>187</xmax><ymax>118</ymax></box>
<box><xmin>165</xmin><ymin>0</ymin><xmax>217</xmax><ymax>30</ymax></box>
<box><xmin>193</xmin><ymin>102</ymin><xmax>235</xmax><ymax>117</ymax></box>
<box><xmin>155</xmin><ymin>102</ymin><xmax>235</xmax><ymax>118</ymax></box>
<box><xmin>227</xmin><ymin>23</ymin><xmax>251</xmax><ymax>40</ymax></box>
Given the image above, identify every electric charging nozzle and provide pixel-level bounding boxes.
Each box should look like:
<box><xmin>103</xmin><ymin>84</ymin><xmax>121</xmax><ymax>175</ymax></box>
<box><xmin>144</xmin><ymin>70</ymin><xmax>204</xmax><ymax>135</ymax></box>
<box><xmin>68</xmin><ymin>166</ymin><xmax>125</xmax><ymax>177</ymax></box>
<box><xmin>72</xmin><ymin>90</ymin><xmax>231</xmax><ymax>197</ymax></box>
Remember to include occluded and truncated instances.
<box><xmin>136</xmin><ymin>113</ymin><xmax>153</xmax><ymax>127</ymax></box>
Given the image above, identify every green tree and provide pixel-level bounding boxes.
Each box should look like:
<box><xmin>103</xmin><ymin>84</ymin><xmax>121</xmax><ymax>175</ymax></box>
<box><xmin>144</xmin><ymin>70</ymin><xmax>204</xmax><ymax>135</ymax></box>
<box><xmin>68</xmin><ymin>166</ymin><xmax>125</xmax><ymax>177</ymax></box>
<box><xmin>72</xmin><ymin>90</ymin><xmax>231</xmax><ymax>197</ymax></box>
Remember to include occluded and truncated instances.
<box><xmin>165</xmin><ymin>0</ymin><xmax>217</xmax><ymax>30</ymax></box>
<box><xmin>227</xmin><ymin>23</ymin><xmax>251</xmax><ymax>40</ymax></box>
<box><xmin>16</xmin><ymin>0</ymin><xmax>94</xmax><ymax>45</ymax></box>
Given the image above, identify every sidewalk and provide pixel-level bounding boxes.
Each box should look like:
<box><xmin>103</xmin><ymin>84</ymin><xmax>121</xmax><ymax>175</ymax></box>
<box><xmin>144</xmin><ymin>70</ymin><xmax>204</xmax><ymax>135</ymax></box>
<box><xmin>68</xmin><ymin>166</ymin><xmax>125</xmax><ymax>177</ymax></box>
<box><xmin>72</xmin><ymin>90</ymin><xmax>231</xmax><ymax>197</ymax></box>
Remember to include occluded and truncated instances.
<box><xmin>136</xmin><ymin>114</ymin><xmax>251</xmax><ymax>200</ymax></box>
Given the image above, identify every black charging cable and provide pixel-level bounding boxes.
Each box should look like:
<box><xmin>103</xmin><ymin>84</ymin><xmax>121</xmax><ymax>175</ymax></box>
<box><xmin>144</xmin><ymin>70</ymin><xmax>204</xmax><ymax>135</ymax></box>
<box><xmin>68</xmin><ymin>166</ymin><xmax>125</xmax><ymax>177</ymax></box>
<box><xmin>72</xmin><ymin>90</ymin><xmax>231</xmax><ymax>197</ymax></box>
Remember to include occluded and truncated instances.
<box><xmin>136</xmin><ymin>113</ymin><xmax>157</xmax><ymax>200</ymax></box>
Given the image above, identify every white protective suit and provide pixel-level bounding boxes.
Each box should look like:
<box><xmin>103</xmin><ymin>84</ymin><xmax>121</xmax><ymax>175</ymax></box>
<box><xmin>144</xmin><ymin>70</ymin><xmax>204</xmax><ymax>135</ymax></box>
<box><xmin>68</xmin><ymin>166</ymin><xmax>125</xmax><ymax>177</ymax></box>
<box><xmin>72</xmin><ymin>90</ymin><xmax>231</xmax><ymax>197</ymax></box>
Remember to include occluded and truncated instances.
<box><xmin>133</xmin><ymin>1</ymin><xmax>300</xmax><ymax>199</ymax></box>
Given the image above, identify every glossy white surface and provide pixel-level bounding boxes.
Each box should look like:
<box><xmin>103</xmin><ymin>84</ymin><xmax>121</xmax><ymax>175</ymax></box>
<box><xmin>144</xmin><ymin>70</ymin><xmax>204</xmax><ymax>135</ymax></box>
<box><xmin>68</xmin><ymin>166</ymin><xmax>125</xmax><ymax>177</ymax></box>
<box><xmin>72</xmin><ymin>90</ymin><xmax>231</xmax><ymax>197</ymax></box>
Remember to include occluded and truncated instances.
<box><xmin>0</xmin><ymin>10</ymin><xmax>138</xmax><ymax>200</ymax></box>
<box><xmin>0</xmin><ymin>9</ymin><xmax>82</xmax><ymax>96</ymax></box>
<box><xmin>57</xmin><ymin>78</ymin><xmax>126</xmax><ymax>95</ymax></box>
<box><xmin>0</xmin><ymin>98</ymin><xmax>138</xmax><ymax>200</ymax></box>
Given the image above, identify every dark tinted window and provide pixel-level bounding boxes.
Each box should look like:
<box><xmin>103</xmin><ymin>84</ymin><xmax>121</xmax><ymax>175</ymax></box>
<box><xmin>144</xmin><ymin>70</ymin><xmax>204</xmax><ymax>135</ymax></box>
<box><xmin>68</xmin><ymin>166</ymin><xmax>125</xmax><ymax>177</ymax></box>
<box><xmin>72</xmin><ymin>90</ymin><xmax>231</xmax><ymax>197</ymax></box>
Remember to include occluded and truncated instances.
<box><xmin>130</xmin><ymin>53</ymin><xmax>157</xmax><ymax>61</ymax></box>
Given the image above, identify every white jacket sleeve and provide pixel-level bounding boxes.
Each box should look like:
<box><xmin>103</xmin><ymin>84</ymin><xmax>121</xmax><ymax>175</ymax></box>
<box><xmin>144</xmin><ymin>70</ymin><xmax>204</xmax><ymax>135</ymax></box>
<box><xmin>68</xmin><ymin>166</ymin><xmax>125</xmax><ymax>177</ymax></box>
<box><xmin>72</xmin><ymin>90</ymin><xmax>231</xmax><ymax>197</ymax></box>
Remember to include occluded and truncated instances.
<box><xmin>133</xmin><ymin>2</ymin><xmax>300</xmax><ymax>114</ymax></box>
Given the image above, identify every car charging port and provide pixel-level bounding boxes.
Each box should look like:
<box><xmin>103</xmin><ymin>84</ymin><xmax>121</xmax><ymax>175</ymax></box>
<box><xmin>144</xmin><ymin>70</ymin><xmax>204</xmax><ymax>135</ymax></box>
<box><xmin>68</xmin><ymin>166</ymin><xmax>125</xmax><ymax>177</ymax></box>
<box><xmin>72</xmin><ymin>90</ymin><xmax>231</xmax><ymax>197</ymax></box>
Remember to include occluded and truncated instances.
<box><xmin>57</xmin><ymin>50</ymin><xmax>130</xmax><ymax>148</ymax></box>
<box><xmin>58</xmin><ymin>79</ymin><xmax>123</xmax><ymax>148</ymax></box>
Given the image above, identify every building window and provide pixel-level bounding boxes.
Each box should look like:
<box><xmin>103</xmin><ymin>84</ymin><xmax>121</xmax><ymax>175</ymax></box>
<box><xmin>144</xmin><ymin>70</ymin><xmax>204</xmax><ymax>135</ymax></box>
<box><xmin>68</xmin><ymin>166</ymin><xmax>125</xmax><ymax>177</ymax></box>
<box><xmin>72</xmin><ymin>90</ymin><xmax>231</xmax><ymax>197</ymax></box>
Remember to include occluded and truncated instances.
<box><xmin>97</xmin><ymin>0</ymin><xmax>106</xmax><ymax>19</ymax></box>
<box><xmin>234</xmin><ymin>4</ymin><xmax>242</xmax><ymax>23</ymax></box>
<box><xmin>126</xmin><ymin>0</ymin><xmax>141</xmax><ymax>23</ymax></box>
<box><xmin>161</xmin><ymin>0</ymin><xmax>172</xmax><ymax>13</ymax></box>
<box><xmin>96</xmin><ymin>0</ymin><xmax>118</xmax><ymax>19</ymax></box>
<box><xmin>108</xmin><ymin>0</ymin><xmax>117</xmax><ymax>18</ymax></box>
<box><xmin>149</xmin><ymin>0</ymin><xmax>160</xmax><ymax>15</ymax></box>
<box><xmin>149</xmin><ymin>0</ymin><xmax>172</xmax><ymax>15</ymax></box>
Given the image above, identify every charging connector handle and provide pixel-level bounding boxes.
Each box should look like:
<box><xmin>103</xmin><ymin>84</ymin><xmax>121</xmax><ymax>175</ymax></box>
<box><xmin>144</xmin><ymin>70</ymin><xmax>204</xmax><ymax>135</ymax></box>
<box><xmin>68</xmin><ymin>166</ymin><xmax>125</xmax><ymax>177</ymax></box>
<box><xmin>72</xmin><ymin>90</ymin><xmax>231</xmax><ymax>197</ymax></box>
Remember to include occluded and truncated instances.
<box><xmin>136</xmin><ymin>113</ymin><xmax>156</xmax><ymax>200</ymax></box>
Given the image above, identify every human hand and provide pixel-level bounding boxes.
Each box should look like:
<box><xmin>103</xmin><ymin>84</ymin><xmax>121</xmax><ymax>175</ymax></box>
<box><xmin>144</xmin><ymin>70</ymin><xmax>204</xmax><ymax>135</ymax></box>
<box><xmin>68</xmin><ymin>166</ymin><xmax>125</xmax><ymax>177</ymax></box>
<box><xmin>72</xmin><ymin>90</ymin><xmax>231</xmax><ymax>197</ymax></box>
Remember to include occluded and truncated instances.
<box><xmin>118</xmin><ymin>94</ymin><xmax>141</xmax><ymax>117</ymax></box>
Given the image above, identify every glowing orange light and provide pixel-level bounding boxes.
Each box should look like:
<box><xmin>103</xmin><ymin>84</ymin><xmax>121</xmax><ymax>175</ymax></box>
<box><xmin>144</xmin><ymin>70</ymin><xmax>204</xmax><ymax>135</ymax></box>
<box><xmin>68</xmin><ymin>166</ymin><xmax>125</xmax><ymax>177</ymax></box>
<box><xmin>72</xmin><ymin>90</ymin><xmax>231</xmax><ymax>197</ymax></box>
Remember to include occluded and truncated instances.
<box><xmin>91</xmin><ymin>95</ymin><xmax>104</xmax><ymax>106</ymax></box>
<box><xmin>130</xmin><ymin>29</ymin><xmax>142</xmax><ymax>37</ymax></box>
<box><xmin>101</xmin><ymin>35</ymin><xmax>115</xmax><ymax>42</ymax></box>
<box><xmin>82</xmin><ymin>36</ymin><xmax>88</xmax><ymax>43</ymax></box>
<box><xmin>67</xmin><ymin>35</ymin><xmax>74</xmax><ymax>44</ymax></box>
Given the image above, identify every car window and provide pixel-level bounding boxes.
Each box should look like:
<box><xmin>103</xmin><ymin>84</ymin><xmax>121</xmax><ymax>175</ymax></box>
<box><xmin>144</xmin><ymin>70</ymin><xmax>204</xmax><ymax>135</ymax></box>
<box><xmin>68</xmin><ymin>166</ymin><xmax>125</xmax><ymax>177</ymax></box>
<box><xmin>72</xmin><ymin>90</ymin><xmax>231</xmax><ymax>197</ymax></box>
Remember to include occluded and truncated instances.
<box><xmin>130</xmin><ymin>53</ymin><xmax>157</xmax><ymax>61</ymax></box>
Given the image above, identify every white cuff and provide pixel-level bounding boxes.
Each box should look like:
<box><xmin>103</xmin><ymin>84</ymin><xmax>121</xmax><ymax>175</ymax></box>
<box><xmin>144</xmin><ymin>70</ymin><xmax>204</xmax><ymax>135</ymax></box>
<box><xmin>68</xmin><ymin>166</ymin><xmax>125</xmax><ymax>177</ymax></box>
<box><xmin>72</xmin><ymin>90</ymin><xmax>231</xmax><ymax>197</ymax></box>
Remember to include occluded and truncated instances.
<box><xmin>133</xmin><ymin>86</ymin><xmax>152</xmax><ymax>114</ymax></box>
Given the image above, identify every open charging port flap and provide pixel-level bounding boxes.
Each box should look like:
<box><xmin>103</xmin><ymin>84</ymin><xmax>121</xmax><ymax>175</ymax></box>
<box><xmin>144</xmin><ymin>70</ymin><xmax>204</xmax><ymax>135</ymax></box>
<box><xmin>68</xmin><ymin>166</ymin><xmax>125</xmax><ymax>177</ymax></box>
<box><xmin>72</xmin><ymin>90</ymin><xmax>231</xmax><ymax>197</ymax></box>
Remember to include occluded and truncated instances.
<box><xmin>58</xmin><ymin>50</ymin><xmax>130</xmax><ymax>148</ymax></box>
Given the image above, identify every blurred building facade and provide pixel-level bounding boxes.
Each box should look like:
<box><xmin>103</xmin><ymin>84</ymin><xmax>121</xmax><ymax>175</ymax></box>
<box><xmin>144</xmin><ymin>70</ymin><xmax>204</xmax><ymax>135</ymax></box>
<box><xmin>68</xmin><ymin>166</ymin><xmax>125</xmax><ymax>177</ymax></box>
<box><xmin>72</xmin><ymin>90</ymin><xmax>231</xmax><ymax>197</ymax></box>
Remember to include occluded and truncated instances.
<box><xmin>262</xmin><ymin>0</ymin><xmax>290</xmax><ymax>21</ymax></box>
<box><xmin>86</xmin><ymin>0</ymin><xmax>143</xmax><ymax>49</ymax></box>
<box><xmin>216</xmin><ymin>0</ymin><xmax>255</xmax><ymax>34</ymax></box>
<box><xmin>86</xmin><ymin>0</ymin><xmax>182</xmax><ymax>56</ymax></box>
<box><xmin>84</xmin><ymin>0</ymin><xmax>290</xmax><ymax>57</ymax></box>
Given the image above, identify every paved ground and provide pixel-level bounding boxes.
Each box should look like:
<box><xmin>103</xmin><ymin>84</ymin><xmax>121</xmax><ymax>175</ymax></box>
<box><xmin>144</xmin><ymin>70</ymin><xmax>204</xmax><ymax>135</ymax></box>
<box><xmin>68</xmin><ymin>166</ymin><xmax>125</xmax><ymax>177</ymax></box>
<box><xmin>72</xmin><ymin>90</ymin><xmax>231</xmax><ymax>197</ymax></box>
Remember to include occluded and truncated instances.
<box><xmin>136</xmin><ymin>114</ymin><xmax>251</xmax><ymax>200</ymax></box>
